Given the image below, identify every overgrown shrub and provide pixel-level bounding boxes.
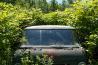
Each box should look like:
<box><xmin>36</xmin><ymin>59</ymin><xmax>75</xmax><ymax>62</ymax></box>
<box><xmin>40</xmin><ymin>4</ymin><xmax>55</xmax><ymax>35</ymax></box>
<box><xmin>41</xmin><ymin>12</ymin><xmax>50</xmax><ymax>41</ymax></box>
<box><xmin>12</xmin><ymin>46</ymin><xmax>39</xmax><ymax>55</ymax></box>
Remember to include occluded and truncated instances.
<box><xmin>17</xmin><ymin>52</ymin><xmax>53</xmax><ymax>65</ymax></box>
<box><xmin>42</xmin><ymin>11</ymin><xmax>67</xmax><ymax>25</ymax></box>
<box><xmin>63</xmin><ymin>0</ymin><xmax>98</xmax><ymax>64</ymax></box>
<box><xmin>0</xmin><ymin>2</ymin><xmax>43</xmax><ymax>65</ymax></box>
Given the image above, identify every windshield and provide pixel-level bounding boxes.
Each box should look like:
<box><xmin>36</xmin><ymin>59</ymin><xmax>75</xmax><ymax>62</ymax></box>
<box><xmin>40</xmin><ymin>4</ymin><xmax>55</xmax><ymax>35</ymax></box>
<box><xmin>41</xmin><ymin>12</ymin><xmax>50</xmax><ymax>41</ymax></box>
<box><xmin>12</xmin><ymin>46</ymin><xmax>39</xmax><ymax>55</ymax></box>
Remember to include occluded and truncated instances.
<box><xmin>24</xmin><ymin>29</ymin><xmax>77</xmax><ymax>45</ymax></box>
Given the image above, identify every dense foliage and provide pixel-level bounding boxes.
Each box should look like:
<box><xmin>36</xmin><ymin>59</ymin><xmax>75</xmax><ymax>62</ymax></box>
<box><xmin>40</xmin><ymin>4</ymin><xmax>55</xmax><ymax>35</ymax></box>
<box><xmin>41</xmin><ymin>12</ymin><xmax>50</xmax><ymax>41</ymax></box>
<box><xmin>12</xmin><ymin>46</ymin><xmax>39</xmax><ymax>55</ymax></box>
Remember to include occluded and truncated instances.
<box><xmin>66</xmin><ymin>0</ymin><xmax>98</xmax><ymax>59</ymax></box>
<box><xmin>0</xmin><ymin>3</ymin><xmax>41</xmax><ymax>65</ymax></box>
<box><xmin>0</xmin><ymin>0</ymin><xmax>98</xmax><ymax>65</ymax></box>
<box><xmin>64</xmin><ymin>0</ymin><xmax>98</xmax><ymax>64</ymax></box>
<box><xmin>14</xmin><ymin>51</ymin><xmax>53</xmax><ymax>65</ymax></box>
<box><xmin>0</xmin><ymin>3</ymin><xmax>26</xmax><ymax>65</ymax></box>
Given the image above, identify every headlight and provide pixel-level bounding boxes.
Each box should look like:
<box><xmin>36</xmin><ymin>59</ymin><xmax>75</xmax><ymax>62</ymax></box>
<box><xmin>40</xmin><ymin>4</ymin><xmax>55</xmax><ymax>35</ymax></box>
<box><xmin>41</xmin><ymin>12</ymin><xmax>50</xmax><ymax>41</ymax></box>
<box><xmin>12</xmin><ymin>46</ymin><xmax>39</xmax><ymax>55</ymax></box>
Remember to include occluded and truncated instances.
<box><xmin>78</xmin><ymin>62</ymin><xmax>86</xmax><ymax>65</ymax></box>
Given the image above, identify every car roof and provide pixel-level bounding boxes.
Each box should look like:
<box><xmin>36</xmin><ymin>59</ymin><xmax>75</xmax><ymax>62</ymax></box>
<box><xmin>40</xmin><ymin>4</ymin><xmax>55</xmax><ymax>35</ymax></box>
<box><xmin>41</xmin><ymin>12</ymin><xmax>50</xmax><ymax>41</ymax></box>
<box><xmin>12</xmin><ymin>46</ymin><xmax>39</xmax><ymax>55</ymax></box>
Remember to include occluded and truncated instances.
<box><xmin>25</xmin><ymin>25</ymin><xmax>75</xmax><ymax>29</ymax></box>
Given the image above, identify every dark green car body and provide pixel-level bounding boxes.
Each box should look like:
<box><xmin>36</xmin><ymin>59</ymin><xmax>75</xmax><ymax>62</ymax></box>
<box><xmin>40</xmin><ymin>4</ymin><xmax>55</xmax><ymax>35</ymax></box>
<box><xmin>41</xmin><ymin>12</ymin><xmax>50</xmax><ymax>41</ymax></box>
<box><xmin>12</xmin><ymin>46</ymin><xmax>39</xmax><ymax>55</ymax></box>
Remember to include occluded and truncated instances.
<box><xmin>14</xmin><ymin>25</ymin><xmax>88</xmax><ymax>65</ymax></box>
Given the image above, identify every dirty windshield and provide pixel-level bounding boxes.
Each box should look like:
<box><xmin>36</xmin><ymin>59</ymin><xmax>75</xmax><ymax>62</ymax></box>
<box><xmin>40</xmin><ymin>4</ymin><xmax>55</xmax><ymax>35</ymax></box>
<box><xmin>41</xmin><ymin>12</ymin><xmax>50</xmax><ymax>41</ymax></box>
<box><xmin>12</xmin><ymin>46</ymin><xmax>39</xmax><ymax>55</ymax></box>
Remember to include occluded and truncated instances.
<box><xmin>24</xmin><ymin>29</ymin><xmax>76</xmax><ymax>45</ymax></box>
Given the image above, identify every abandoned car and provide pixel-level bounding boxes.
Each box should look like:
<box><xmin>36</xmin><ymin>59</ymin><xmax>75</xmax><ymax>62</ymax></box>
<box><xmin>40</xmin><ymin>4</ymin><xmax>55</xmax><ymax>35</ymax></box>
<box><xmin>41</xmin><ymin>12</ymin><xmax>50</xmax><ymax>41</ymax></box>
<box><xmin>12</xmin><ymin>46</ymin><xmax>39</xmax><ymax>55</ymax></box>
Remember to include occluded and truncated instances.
<box><xmin>13</xmin><ymin>25</ymin><xmax>88</xmax><ymax>65</ymax></box>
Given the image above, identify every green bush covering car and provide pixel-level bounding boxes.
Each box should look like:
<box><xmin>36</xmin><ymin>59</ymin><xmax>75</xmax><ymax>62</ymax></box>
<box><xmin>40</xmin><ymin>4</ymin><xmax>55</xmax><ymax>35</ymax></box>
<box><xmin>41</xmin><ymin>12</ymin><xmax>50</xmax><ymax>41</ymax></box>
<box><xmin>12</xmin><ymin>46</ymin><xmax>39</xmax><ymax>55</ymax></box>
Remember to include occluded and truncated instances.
<box><xmin>13</xmin><ymin>25</ymin><xmax>88</xmax><ymax>65</ymax></box>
